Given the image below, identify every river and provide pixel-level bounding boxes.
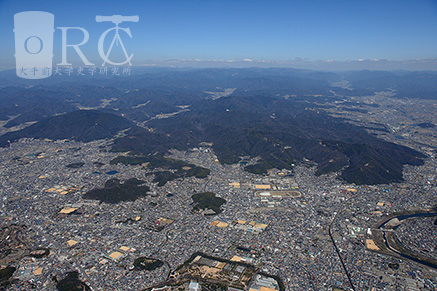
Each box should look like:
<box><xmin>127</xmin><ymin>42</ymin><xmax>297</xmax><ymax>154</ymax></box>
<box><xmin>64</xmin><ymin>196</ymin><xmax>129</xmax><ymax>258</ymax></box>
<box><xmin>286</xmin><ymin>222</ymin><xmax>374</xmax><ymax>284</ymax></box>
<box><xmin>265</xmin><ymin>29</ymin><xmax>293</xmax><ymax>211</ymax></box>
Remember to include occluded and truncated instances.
<box><xmin>378</xmin><ymin>212</ymin><xmax>437</xmax><ymax>269</ymax></box>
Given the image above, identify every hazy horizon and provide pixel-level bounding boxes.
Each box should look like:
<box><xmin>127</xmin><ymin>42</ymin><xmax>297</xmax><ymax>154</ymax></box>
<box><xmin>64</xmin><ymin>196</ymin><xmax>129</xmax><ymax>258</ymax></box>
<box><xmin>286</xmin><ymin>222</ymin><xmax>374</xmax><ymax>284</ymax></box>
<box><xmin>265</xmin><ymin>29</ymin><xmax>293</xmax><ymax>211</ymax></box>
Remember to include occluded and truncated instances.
<box><xmin>1</xmin><ymin>58</ymin><xmax>437</xmax><ymax>73</ymax></box>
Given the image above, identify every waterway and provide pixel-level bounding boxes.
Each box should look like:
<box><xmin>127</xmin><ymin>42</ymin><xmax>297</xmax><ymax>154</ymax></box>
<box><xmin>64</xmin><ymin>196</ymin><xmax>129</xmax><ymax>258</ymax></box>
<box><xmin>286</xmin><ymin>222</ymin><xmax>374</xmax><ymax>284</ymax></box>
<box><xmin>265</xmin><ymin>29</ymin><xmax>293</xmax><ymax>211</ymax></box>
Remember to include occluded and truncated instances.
<box><xmin>380</xmin><ymin>212</ymin><xmax>437</xmax><ymax>229</ymax></box>
<box><xmin>379</xmin><ymin>212</ymin><xmax>437</xmax><ymax>269</ymax></box>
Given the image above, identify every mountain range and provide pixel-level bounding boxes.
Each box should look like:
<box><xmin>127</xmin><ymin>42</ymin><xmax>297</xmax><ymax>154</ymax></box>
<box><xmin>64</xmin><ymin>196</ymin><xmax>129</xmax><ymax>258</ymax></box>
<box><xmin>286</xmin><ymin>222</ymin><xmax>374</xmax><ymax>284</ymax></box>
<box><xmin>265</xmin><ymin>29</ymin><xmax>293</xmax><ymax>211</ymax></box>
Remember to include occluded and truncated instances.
<box><xmin>0</xmin><ymin>67</ymin><xmax>433</xmax><ymax>184</ymax></box>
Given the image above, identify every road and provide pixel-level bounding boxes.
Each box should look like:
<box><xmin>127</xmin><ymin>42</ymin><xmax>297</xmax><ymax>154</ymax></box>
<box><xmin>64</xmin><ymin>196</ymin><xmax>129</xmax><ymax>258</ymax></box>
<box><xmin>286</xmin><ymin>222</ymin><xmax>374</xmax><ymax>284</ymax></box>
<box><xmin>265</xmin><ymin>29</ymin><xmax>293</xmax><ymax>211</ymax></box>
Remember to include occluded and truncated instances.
<box><xmin>328</xmin><ymin>196</ymin><xmax>356</xmax><ymax>291</ymax></box>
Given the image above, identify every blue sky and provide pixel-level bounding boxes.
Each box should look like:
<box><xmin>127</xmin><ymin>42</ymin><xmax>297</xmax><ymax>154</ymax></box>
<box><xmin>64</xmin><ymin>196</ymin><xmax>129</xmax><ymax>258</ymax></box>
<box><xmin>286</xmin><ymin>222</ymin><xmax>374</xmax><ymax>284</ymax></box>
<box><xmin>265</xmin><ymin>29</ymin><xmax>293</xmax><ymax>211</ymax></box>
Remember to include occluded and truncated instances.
<box><xmin>1</xmin><ymin>0</ymin><xmax>437</xmax><ymax>69</ymax></box>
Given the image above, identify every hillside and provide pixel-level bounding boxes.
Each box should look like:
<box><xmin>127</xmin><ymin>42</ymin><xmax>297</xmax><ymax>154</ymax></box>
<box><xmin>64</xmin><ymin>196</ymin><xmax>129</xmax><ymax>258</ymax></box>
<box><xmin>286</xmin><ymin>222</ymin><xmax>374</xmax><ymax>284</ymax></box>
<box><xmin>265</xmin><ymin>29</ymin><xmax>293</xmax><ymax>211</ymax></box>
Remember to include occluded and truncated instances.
<box><xmin>0</xmin><ymin>110</ymin><xmax>134</xmax><ymax>146</ymax></box>
<box><xmin>115</xmin><ymin>95</ymin><xmax>425</xmax><ymax>185</ymax></box>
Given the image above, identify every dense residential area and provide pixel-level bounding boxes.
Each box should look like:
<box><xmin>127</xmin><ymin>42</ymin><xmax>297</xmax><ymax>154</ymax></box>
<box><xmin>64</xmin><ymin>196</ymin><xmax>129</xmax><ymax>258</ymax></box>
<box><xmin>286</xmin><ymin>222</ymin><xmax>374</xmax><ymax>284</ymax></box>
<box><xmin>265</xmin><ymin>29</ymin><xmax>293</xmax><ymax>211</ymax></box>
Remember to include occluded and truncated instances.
<box><xmin>0</xmin><ymin>81</ymin><xmax>436</xmax><ymax>290</ymax></box>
